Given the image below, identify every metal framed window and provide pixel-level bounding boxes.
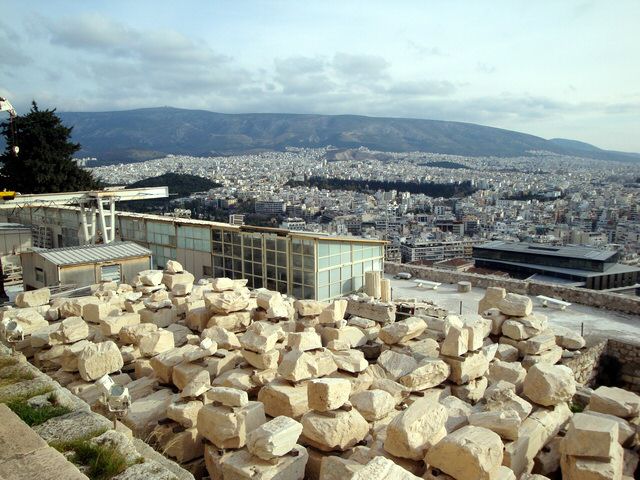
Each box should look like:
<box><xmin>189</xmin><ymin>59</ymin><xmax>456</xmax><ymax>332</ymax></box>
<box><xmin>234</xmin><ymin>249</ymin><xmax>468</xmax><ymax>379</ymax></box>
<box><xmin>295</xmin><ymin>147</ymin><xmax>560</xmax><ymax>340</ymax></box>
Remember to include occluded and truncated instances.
<box><xmin>35</xmin><ymin>267</ymin><xmax>45</xmax><ymax>284</ymax></box>
<box><xmin>100</xmin><ymin>264</ymin><xmax>121</xmax><ymax>283</ymax></box>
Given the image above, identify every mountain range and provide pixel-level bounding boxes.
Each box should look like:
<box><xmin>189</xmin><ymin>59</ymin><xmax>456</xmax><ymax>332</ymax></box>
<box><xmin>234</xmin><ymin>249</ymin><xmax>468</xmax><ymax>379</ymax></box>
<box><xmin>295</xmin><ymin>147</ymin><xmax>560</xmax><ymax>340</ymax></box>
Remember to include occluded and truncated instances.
<box><xmin>54</xmin><ymin>107</ymin><xmax>639</xmax><ymax>164</ymax></box>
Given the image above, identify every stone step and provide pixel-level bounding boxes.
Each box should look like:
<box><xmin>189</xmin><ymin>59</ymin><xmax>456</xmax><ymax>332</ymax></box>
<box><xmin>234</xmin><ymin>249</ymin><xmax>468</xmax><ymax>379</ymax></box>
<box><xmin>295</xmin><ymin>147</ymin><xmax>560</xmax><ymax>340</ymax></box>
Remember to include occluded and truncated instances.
<box><xmin>0</xmin><ymin>404</ymin><xmax>88</xmax><ymax>480</ymax></box>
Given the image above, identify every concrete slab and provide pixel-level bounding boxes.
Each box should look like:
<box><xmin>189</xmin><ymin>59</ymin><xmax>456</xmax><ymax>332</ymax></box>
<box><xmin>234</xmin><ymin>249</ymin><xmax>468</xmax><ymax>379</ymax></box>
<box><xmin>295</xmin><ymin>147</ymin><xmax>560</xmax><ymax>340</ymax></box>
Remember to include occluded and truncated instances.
<box><xmin>387</xmin><ymin>275</ymin><xmax>640</xmax><ymax>343</ymax></box>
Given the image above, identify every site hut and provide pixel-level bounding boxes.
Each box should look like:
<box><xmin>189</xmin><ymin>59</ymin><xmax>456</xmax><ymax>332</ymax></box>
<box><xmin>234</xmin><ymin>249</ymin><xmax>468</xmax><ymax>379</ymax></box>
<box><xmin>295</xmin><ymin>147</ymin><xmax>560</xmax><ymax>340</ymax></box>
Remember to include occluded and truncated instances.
<box><xmin>2</xmin><ymin>206</ymin><xmax>386</xmax><ymax>301</ymax></box>
<box><xmin>21</xmin><ymin>241</ymin><xmax>152</xmax><ymax>290</ymax></box>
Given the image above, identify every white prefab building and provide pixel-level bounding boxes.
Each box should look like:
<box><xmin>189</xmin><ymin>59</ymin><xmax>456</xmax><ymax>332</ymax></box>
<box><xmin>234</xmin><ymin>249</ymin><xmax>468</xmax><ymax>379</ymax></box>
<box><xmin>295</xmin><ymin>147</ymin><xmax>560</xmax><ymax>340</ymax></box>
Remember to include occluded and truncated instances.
<box><xmin>400</xmin><ymin>240</ymin><xmax>466</xmax><ymax>263</ymax></box>
<box><xmin>21</xmin><ymin>242</ymin><xmax>152</xmax><ymax>290</ymax></box>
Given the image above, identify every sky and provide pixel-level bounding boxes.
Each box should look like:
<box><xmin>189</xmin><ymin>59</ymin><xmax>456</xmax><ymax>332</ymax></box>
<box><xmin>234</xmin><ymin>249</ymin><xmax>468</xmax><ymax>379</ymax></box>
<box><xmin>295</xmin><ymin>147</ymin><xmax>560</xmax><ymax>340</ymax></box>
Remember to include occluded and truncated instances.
<box><xmin>1</xmin><ymin>1</ymin><xmax>639</xmax><ymax>152</ymax></box>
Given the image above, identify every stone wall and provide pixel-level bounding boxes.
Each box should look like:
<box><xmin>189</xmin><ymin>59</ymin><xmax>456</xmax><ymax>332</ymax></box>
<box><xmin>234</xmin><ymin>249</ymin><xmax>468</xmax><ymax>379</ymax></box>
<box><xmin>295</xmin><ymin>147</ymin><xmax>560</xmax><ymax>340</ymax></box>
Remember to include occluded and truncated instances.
<box><xmin>558</xmin><ymin>338</ymin><xmax>640</xmax><ymax>392</ymax></box>
<box><xmin>0</xmin><ymin>343</ymin><xmax>194</xmax><ymax>480</ymax></box>
<box><xmin>384</xmin><ymin>262</ymin><xmax>640</xmax><ymax>315</ymax></box>
<box><xmin>561</xmin><ymin>341</ymin><xmax>608</xmax><ymax>386</ymax></box>
<box><xmin>608</xmin><ymin>339</ymin><xmax>640</xmax><ymax>393</ymax></box>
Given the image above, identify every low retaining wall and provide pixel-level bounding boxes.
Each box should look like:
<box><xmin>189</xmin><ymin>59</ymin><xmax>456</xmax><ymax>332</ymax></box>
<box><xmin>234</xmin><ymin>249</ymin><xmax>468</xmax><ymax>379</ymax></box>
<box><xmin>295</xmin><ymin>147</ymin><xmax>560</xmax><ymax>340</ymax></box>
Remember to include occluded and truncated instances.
<box><xmin>558</xmin><ymin>338</ymin><xmax>640</xmax><ymax>392</ymax></box>
<box><xmin>384</xmin><ymin>262</ymin><xmax>640</xmax><ymax>315</ymax></box>
<box><xmin>561</xmin><ymin>341</ymin><xmax>608</xmax><ymax>386</ymax></box>
<box><xmin>608</xmin><ymin>339</ymin><xmax>640</xmax><ymax>393</ymax></box>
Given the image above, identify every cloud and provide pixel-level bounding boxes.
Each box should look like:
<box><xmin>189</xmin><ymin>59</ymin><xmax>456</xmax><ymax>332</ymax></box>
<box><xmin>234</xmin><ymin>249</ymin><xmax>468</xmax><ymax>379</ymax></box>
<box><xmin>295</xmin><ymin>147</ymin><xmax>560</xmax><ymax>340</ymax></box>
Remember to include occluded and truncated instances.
<box><xmin>43</xmin><ymin>13</ymin><xmax>228</xmax><ymax>65</ymax></box>
<box><xmin>15</xmin><ymin>11</ymin><xmax>636</xmax><ymax>148</ymax></box>
<box><xmin>0</xmin><ymin>22</ymin><xmax>32</xmax><ymax>67</ymax></box>
<box><xmin>33</xmin><ymin>13</ymin><xmax>255</xmax><ymax>107</ymax></box>
<box><xmin>407</xmin><ymin>41</ymin><xmax>445</xmax><ymax>57</ymax></box>
<box><xmin>334</xmin><ymin>93</ymin><xmax>629</xmax><ymax>129</ymax></box>
<box><xmin>0</xmin><ymin>45</ymin><xmax>31</xmax><ymax>68</ymax></box>
<box><xmin>386</xmin><ymin>80</ymin><xmax>457</xmax><ymax>96</ymax></box>
<box><xmin>273</xmin><ymin>56</ymin><xmax>335</xmax><ymax>95</ymax></box>
<box><xmin>603</xmin><ymin>101</ymin><xmax>640</xmax><ymax>115</ymax></box>
<box><xmin>274</xmin><ymin>56</ymin><xmax>326</xmax><ymax>76</ymax></box>
<box><xmin>44</xmin><ymin>13</ymin><xmax>133</xmax><ymax>51</ymax></box>
<box><xmin>571</xmin><ymin>1</ymin><xmax>595</xmax><ymax>19</ymax></box>
<box><xmin>271</xmin><ymin>53</ymin><xmax>396</xmax><ymax>96</ymax></box>
<box><xmin>332</xmin><ymin>53</ymin><xmax>390</xmax><ymax>80</ymax></box>
<box><xmin>476</xmin><ymin>62</ymin><xmax>496</xmax><ymax>74</ymax></box>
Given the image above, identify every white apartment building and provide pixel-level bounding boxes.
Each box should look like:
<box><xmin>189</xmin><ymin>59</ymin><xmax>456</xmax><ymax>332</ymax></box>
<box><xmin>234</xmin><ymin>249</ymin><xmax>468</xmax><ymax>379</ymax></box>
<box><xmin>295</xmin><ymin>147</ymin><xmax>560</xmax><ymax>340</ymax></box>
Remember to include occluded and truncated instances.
<box><xmin>400</xmin><ymin>239</ymin><xmax>466</xmax><ymax>263</ymax></box>
<box><xmin>280</xmin><ymin>217</ymin><xmax>306</xmax><ymax>231</ymax></box>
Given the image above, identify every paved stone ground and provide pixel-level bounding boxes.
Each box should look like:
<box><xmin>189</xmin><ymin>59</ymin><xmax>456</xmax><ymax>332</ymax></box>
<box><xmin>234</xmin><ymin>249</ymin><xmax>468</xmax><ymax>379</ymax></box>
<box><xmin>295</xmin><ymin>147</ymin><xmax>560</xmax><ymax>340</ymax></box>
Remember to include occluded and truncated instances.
<box><xmin>0</xmin><ymin>343</ymin><xmax>192</xmax><ymax>480</ymax></box>
<box><xmin>0</xmin><ymin>404</ymin><xmax>89</xmax><ymax>480</ymax></box>
<box><xmin>388</xmin><ymin>274</ymin><xmax>640</xmax><ymax>344</ymax></box>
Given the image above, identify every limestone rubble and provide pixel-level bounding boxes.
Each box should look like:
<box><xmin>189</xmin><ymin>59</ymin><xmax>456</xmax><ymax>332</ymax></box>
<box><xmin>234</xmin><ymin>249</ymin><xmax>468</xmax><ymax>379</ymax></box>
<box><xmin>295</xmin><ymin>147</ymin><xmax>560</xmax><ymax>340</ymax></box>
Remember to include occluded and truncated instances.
<box><xmin>4</xmin><ymin>262</ymin><xmax>640</xmax><ymax>480</ymax></box>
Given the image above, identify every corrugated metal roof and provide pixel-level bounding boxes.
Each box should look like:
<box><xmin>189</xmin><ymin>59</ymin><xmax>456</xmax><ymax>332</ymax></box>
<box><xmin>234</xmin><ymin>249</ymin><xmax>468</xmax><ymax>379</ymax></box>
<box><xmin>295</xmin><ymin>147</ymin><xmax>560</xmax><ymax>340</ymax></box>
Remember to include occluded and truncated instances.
<box><xmin>36</xmin><ymin>241</ymin><xmax>151</xmax><ymax>266</ymax></box>
<box><xmin>0</xmin><ymin>222</ymin><xmax>32</xmax><ymax>232</ymax></box>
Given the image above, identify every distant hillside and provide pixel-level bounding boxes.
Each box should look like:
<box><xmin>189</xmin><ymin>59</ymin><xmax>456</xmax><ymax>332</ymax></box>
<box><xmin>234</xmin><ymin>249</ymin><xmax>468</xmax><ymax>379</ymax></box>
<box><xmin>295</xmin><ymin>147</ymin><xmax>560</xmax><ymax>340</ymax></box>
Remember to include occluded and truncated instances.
<box><xmin>54</xmin><ymin>107</ymin><xmax>640</xmax><ymax>164</ymax></box>
<box><xmin>116</xmin><ymin>173</ymin><xmax>220</xmax><ymax>214</ymax></box>
<box><xmin>128</xmin><ymin>173</ymin><xmax>221</xmax><ymax>197</ymax></box>
<box><xmin>549</xmin><ymin>138</ymin><xmax>603</xmax><ymax>153</ymax></box>
<box><xmin>549</xmin><ymin>138</ymin><xmax>640</xmax><ymax>162</ymax></box>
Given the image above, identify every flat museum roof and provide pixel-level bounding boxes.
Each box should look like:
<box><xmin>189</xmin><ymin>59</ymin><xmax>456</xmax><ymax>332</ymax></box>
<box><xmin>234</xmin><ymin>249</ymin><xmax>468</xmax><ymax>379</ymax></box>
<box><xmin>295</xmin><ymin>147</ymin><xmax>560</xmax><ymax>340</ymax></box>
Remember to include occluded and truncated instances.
<box><xmin>475</xmin><ymin>240</ymin><xmax>617</xmax><ymax>262</ymax></box>
<box><xmin>477</xmin><ymin>258</ymin><xmax>640</xmax><ymax>278</ymax></box>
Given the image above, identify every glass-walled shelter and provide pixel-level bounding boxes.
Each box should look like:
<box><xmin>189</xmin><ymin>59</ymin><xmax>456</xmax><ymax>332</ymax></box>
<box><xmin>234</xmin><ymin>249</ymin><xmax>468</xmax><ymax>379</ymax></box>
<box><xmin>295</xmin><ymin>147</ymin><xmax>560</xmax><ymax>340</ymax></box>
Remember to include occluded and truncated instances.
<box><xmin>3</xmin><ymin>207</ymin><xmax>386</xmax><ymax>301</ymax></box>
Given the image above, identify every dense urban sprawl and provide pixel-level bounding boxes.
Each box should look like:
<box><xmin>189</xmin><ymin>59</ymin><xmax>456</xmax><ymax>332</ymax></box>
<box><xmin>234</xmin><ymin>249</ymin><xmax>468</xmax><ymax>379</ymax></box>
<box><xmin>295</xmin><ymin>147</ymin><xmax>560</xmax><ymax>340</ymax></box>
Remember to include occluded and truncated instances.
<box><xmin>90</xmin><ymin>147</ymin><xmax>640</xmax><ymax>266</ymax></box>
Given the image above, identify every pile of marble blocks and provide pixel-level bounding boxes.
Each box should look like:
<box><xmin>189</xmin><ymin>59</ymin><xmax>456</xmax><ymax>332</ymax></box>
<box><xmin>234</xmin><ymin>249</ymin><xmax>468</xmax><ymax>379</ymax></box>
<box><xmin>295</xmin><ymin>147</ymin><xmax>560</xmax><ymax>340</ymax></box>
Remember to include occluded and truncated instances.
<box><xmin>4</xmin><ymin>270</ymin><xmax>640</xmax><ymax>480</ymax></box>
<box><xmin>560</xmin><ymin>387</ymin><xmax>640</xmax><ymax>480</ymax></box>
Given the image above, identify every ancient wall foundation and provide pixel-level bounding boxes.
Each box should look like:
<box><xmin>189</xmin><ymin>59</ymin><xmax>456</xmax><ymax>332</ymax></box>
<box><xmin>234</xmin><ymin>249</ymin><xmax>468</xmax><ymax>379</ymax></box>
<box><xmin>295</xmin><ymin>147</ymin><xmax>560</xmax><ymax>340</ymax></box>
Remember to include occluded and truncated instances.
<box><xmin>558</xmin><ymin>339</ymin><xmax>640</xmax><ymax>392</ymax></box>
<box><xmin>561</xmin><ymin>341</ymin><xmax>608</xmax><ymax>387</ymax></box>
<box><xmin>608</xmin><ymin>339</ymin><xmax>640</xmax><ymax>393</ymax></box>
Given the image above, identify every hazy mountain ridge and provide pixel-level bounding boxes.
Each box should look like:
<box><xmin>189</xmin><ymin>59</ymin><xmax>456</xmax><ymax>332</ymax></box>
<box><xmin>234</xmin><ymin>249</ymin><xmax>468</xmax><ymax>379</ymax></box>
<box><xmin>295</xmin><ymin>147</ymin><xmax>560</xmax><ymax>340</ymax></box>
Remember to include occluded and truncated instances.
<box><xmin>55</xmin><ymin>107</ymin><xmax>640</xmax><ymax>164</ymax></box>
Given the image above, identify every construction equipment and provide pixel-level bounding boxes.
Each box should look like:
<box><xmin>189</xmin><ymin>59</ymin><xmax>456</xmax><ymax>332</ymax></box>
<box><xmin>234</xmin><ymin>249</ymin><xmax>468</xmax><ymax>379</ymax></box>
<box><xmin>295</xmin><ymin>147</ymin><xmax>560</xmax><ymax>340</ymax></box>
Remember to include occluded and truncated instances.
<box><xmin>0</xmin><ymin>96</ymin><xmax>18</xmax><ymax>302</ymax></box>
<box><xmin>0</xmin><ymin>191</ymin><xmax>17</xmax><ymax>200</ymax></box>
<box><xmin>0</xmin><ymin>96</ymin><xmax>18</xmax><ymax>156</ymax></box>
<box><xmin>0</xmin><ymin>186</ymin><xmax>168</xmax><ymax>244</ymax></box>
<box><xmin>0</xmin><ymin>98</ymin><xmax>168</xmax><ymax>244</ymax></box>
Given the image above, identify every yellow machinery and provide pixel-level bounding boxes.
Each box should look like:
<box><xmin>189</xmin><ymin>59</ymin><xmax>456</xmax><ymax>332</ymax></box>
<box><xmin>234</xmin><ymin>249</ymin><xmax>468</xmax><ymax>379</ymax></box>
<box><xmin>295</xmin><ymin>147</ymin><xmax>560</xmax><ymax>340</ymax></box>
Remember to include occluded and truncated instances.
<box><xmin>0</xmin><ymin>191</ymin><xmax>17</xmax><ymax>201</ymax></box>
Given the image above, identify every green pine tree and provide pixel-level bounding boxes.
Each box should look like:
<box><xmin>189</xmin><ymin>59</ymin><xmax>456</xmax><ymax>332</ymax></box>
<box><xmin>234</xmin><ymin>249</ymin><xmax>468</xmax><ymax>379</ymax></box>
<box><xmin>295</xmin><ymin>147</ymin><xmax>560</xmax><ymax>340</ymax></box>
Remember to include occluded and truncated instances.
<box><xmin>0</xmin><ymin>101</ymin><xmax>99</xmax><ymax>193</ymax></box>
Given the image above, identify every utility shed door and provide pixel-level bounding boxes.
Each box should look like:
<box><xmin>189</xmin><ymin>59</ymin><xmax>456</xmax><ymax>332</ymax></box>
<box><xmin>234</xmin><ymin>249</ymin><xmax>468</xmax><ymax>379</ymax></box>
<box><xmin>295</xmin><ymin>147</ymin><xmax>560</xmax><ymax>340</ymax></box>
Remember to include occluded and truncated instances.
<box><xmin>100</xmin><ymin>264</ymin><xmax>121</xmax><ymax>283</ymax></box>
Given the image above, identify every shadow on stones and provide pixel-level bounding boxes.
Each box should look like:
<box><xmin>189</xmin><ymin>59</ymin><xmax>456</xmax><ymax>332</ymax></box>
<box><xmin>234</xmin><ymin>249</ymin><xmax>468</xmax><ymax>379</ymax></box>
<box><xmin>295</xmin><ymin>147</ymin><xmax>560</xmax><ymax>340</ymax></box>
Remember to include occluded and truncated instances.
<box><xmin>596</xmin><ymin>354</ymin><xmax>622</xmax><ymax>387</ymax></box>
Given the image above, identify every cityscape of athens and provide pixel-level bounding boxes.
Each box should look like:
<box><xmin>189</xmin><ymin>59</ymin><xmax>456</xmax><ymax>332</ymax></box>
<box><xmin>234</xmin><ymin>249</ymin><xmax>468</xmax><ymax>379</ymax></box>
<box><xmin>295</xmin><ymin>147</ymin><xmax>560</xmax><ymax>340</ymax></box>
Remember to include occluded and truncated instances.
<box><xmin>0</xmin><ymin>2</ymin><xmax>639</xmax><ymax>479</ymax></box>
